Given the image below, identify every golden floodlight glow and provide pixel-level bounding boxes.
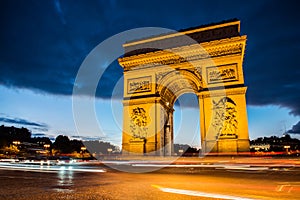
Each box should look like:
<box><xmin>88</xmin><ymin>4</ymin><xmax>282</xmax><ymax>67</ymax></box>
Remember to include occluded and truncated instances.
<box><xmin>119</xmin><ymin>19</ymin><xmax>250</xmax><ymax>156</ymax></box>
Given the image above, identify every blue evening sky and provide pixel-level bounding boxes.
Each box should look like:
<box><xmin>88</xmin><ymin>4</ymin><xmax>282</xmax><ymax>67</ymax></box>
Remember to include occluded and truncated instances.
<box><xmin>1</xmin><ymin>0</ymin><xmax>300</xmax><ymax>148</ymax></box>
<box><xmin>1</xmin><ymin>86</ymin><xmax>298</xmax><ymax>148</ymax></box>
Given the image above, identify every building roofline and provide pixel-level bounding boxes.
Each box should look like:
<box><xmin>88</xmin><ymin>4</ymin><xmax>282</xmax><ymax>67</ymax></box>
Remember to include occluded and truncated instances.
<box><xmin>123</xmin><ymin>19</ymin><xmax>240</xmax><ymax>47</ymax></box>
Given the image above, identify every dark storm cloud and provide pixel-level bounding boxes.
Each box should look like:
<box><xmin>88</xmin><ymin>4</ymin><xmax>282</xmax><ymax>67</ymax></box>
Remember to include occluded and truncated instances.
<box><xmin>242</xmin><ymin>1</ymin><xmax>300</xmax><ymax>115</ymax></box>
<box><xmin>0</xmin><ymin>116</ymin><xmax>48</xmax><ymax>130</ymax></box>
<box><xmin>0</xmin><ymin>1</ymin><xmax>300</xmax><ymax>114</ymax></box>
<box><xmin>71</xmin><ymin>135</ymin><xmax>104</xmax><ymax>141</ymax></box>
<box><xmin>31</xmin><ymin>133</ymin><xmax>48</xmax><ymax>137</ymax></box>
<box><xmin>0</xmin><ymin>0</ymin><xmax>114</xmax><ymax>97</ymax></box>
<box><xmin>288</xmin><ymin>121</ymin><xmax>300</xmax><ymax>134</ymax></box>
<box><xmin>31</xmin><ymin>126</ymin><xmax>49</xmax><ymax>133</ymax></box>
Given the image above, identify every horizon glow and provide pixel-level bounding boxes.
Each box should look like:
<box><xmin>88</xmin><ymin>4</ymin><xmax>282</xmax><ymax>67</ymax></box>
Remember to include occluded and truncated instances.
<box><xmin>1</xmin><ymin>85</ymin><xmax>299</xmax><ymax>148</ymax></box>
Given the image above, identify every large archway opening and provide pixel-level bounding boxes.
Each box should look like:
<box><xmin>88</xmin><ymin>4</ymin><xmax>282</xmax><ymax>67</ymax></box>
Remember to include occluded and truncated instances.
<box><xmin>173</xmin><ymin>93</ymin><xmax>201</xmax><ymax>156</ymax></box>
<box><xmin>157</xmin><ymin>69</ymin><xmax>203</xmax><ymax>156</ymax></box>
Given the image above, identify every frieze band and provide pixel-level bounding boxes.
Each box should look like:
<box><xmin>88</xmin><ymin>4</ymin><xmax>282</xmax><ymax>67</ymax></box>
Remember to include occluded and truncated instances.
<box><xmin>207</xmin><ymin>63</ymin><xmax>238</xmax><ymax>84</ymax></box>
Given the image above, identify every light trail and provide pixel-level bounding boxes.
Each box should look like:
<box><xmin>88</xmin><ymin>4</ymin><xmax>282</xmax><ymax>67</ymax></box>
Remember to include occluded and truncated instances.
<box><xmin>0</xmin><ymin>162</ymin><xmax>105</xmax><ymax>173</ymax></box>
<box><xmin>152</xmin><ymin>185</ymin><xmax>258</xmax><ymax>200</ymax></box>
<box><xmin>132</xmin><ymin>163</ymin><xmax>270</xmax><ymax>171</ymax></box>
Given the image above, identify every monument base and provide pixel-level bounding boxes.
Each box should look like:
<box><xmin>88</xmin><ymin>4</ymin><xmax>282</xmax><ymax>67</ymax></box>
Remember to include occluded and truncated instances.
<box><xmin>217</xmin><ymin>139</ymin><xmax>238</xmax><ymax>154</ymax></box>
<box><xmin>204</xmin><ymin>138</ymin><xmax>249</xmax><ymax>154</ymax></box>
<box><xmin>128</xmin><ymin>138</ymin><xmax>145</xmax><ymax>155</ymax></box>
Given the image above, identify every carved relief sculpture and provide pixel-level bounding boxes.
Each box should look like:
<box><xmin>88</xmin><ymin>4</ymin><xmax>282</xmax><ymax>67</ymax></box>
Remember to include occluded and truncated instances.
<box><xmin>207</xmin><ymin>64</ymin><xmax>238</xmax><ymax>84</ymax></box>
<box><xmin>130</xmin><ymin>107</ymin><xmax>148</xmax><ymax>139</ymax></box>
<box><xmin>212</xmin><ymin>97</ymin><xmax>238</xmax><ymax>138</ymax></box>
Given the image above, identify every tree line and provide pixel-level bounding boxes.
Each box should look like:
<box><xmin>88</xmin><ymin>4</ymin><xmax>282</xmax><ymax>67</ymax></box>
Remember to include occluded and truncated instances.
<box><xmin>0</xmin><ymin>125</ymin><xmax>118</xmax><ymax>157</ymax></box>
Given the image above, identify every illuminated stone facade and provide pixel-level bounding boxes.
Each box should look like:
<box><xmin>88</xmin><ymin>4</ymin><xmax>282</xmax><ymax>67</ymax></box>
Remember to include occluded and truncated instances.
<box><xmin>119</xmin><ymin>20</ymin><xmax>250</xmax><ymax>155</ymax></box>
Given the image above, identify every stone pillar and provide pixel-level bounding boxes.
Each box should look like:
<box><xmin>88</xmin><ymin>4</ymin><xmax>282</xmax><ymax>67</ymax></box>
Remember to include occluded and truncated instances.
<box><xmin>170</xmin><ymin>111</ymin><xmax>174</xmax><ymax>155</ymax></box>
<box><xmin>198</xmin><ymin>87</ymin><xmax>250</xmax><ymax>154</ymax></box>
<box><xmin>164</xmin><ymin>110</ymin><xmax>174</xmax><ymax>156</ymax></box>
<box><xmin>164</xmin><ymin>123</ymin><xmax>171</xmax><ymax>156</ymax></box>
<box><xmin>198</xmin><ymin>94</ymin><xmax>207</xmax><ymax>154</ymax></box>
<box><xmin>122</xmin><ymin>97</ymin><xmax>170</xmax><ymax>156</ymax></box>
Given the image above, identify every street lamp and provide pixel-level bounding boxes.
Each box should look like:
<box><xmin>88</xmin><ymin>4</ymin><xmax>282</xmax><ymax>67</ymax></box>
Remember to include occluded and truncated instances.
<box><xmin>12</xmin><ymin>141</ymin><xmax>21</xmax><ymax>156</ymax></box>
<box><xmin>13</xmin><ymin>141</ymin><xmax>21</xmax><ymax>146</ymax></box>
<box><xmin>178</xmin><ymin>149</ymin><xmax>184</xmax><ymax>155</ymax></box>
<box><xmin>12</xmin><ymin>141</ymin><xmax>21</xmax><ymax>151</ymax></box>
<box><xmin>44</xmin><ymin>144</ymin><xmax>50</xmax><ymax>156</ymax></box>
<box><xmin>107</xmin><ymin>148</ymin><xmax>112</xmax><ymax>155</ymax></box>
<box><xmin>81</xmin><ymin>146</ymin><xmax>87</xmax><ymax>159</ymax></box>
<box><xmin>284</xmin><ymin>145</ymin><xmax>290</xmax><ymax>154</ymax></box>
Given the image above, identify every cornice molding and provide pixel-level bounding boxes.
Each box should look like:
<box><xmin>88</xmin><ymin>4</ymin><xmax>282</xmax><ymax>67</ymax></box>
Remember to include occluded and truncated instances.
<box><xmin>198</xmin><ymin>87</ymin><xmax>247</xmax><ymax>98</ymax></box>
<box><xmin>119</xmin><ymin>36</ymin><xmax>246</xmax><ymax>71</ymax></box>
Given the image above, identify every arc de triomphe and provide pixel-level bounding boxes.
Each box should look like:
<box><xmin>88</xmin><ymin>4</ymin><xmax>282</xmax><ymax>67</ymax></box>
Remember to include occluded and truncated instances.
<box><xmin>118</xmin><ymin>19</ymin><xmax>250</xmax><ymax>155</ymax></box>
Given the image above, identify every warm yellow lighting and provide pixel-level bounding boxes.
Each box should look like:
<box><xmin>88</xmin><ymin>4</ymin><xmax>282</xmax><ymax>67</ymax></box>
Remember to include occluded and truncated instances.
<box><xmin>119</xmin><ymin>20</ymin><xmax>250</xmax><ymax>155</ymax></box>
<box><xmin>81</xmin><ymin>146</ymin><xmax>87</xmax><ymax>151</ymax></box>
<box><xmin>13</xmin><ymin>141</ymin><xmax>20</xmax><ymax>145</ymax></box>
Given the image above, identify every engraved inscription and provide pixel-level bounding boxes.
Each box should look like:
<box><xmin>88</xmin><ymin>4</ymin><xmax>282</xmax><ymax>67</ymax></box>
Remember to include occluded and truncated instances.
<box><xmin>127</xmin><ymin>76</ymin><xmax>151</xmax><ymax>94</ymax></box>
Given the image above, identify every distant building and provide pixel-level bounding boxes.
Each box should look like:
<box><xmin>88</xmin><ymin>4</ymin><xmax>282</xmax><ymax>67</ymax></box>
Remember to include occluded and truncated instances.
<box><xmin>250</xmin><ymin>134</ymin><xmax>300</xmax><ymax>153</ymax></box>
<box><xmin>250</xmin><ymin>144</ymin><xmax>270</xmax><ymax>151</ymax></box>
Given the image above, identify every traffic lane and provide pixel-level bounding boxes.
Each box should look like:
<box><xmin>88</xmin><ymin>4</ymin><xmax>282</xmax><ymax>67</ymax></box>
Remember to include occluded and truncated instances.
<box><xmin>53</xmin><ymin>169</ymin><xmax>300</xmax><ymax>199</ymax></box>
<box><xmin>0</xmin><ymin>168</ymin><xmax>300</xmax><ymax>199</ymax></box>
<box><xmin>152</xmin><ymin>172</ymin><xmax>300</xmax><ymax>200</ymax></box>
<box><xmin>0</xmin><ymin>170</ymin><xmax>198</xmax><ymax>200</ymax></box>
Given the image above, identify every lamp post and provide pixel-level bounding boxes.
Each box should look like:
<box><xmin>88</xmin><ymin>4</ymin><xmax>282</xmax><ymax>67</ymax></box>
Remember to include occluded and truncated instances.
<box><xmin>178</xmin><ymin>149</ymin><xmax>184</xmax><ymax>155</ymax></box>
<box><xmin>81</xmin><ymin>146</ymin><xmax>87</xmax><ymax>159</ymax></box>
<box><xmin>12</xmin><ymin>141</ymin><xmax>21</xmax><ymax>157</ymax></box>
<box><xmin>44</xmin><ymin>144</ymin><xmax>50</xmax><ymax>156</ymax></box>
<box><xmin>107</xmin><ymin>148</ymin><xmax>112</xmax><ymax>156</ymax></box>
<box><xmin>284</xmin><ymin>145</ymin><xmax>290</xmax><ymax>154</ymax></box>
<box><xmin>12</xmin><ymin>141</ymin><xmax>21</xmax><ymax>151</ymax></box>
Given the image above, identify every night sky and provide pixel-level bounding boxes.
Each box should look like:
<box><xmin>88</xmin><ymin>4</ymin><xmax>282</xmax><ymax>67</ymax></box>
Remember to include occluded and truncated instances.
<box><xmin>1</xmin><ymin>0</ymin><xmax>300</xmax><ymax>146</ymax></box>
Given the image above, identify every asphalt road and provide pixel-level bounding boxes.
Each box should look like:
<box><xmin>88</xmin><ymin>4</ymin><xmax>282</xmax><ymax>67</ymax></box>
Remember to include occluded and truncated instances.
<box><xmin>0</xmin><ymin>165</ymin><xmax>299</xmax><ymax>200</ymax></box>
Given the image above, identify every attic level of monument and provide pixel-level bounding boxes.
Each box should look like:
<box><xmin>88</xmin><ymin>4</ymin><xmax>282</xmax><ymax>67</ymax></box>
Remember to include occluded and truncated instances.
<box><xmin>119</xmin><ymin>36</ymin><xmax>245</xmax><ymax>72</ymax></box>
<box><xmin>123</xmin><ymin>19</ymin><xmax>241</xmax><ymax>57</ymax></box>
<box><xmin>118</xmin><ymin>20</ymin><xmax>250</xmax><ymax>155</ymax></box>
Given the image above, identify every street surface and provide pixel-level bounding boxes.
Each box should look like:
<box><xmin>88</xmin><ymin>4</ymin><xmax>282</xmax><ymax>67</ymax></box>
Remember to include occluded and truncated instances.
<box><xmin>0</xmin><ymin>157</ymin><xmax>300</xmax><ymax>199</ymax></box>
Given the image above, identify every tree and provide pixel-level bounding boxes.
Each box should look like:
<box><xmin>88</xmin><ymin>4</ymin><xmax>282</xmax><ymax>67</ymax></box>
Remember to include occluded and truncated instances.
<box><xmin>0</xmin><ymin>125</ymin><xmax>31</xmax><ymax>147</ymax></box>
<box><xmin>30</xmin><ymin>137</ymin><xmax>52</xmax><ymax>146</ymax></box>
<box><xmin>53</xmin><ymin>135</ymin><xmax>72</xmax><ymax>153</ymax></box>
<box><xmin>70</xmin><ymin>139</ymin><xmax>84</xmax><ymax>153</ymax></box>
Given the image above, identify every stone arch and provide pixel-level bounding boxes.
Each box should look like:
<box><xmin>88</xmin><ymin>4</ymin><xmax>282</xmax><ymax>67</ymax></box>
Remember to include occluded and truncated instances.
<box><xmin>119</xmin><ymin>20</ymin><xmax>250</xmax><ymax>155</ymax></box>
<box><xmin>158</xmin><ymin>69</ymin><xmax>202</xmax><ymax>106</ymax></box>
